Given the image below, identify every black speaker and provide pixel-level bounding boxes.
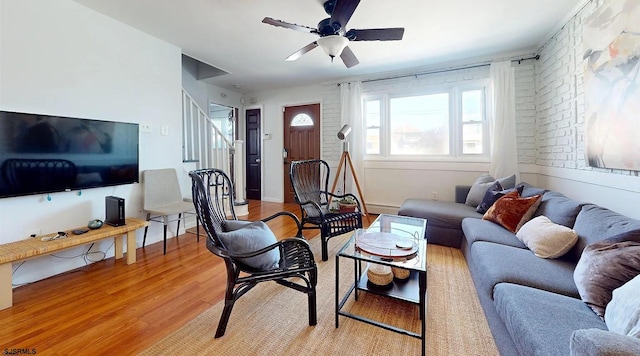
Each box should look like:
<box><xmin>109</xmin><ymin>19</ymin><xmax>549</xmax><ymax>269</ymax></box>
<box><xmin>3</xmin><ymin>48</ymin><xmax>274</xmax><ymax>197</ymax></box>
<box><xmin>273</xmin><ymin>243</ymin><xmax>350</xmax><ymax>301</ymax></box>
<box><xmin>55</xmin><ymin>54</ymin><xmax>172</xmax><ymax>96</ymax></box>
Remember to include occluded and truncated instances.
<box><xmin>105</xmin><ymin>196</ymin><xmax>125</xmax><ymax>226</ymax></box>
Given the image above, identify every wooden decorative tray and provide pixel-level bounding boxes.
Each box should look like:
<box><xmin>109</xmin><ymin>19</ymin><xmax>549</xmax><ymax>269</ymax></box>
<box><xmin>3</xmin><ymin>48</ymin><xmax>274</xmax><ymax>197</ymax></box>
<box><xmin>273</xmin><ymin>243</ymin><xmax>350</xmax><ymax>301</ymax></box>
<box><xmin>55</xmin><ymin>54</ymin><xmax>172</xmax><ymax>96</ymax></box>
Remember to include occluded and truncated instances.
<box><xmin>355</xmin><ymin>231</ymin><xmax>418</xmax><ymax>259</ymax></box>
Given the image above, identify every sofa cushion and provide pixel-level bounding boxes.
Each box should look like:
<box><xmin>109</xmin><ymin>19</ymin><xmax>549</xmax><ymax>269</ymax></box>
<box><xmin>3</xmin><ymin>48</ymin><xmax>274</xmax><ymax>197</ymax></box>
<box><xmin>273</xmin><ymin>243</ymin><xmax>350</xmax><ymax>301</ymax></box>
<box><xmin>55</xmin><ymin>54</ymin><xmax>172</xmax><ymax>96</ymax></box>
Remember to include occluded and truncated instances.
<box><xmin>470</xmin><ymin>241</ymin><xmax>579</xmax><ymax>299</ymax></box>
<box><xmin>494</xmin><ymin>283</ymin><xmax>607</xmax><ymax>356</ymax></box>
<box><xmin>465</xmin><ymin>173</ymin><xmax>516</xmax><ymax>207</ymax></box>
<box><xmin>516</xmin><ymin>215</ymin><xmax>578</xmax><ymax>258</ymax></box>
<box><xmin>398</xmin><ymin>199</ymin><xmax>481</xmax><ymax>230</ymax></box>
<box><xmin>606</xmin><ymin>274</ymin><xmax>640</xmax><ymax>338</ymax></box>
<box><xmin>461</xmin><ymin>218</ymin><xmax>527</xmax><ymax>249</ymax></box>
<box><xmin>570</xmin><ymin>328</ymin><xmax>640</xmax><ymax>356</ymax></box>
<box><xmin>569</xmin><ymin>204</ymin><xmax>640</xmax><ymax>263</ymax></box>
<box><xmin>573</xmin><ymin>231</ymin><xmax>640</xmax><ymax>318</ymax></box>
<box><xmin>483</xmin><ymin>191</ymin><xmax>542</xmax><ymax>233</ymax></box>
<box><xmin>533</xmin><ymin>191</ymin><xmax>585</xmax><ymax>228</ymax></box>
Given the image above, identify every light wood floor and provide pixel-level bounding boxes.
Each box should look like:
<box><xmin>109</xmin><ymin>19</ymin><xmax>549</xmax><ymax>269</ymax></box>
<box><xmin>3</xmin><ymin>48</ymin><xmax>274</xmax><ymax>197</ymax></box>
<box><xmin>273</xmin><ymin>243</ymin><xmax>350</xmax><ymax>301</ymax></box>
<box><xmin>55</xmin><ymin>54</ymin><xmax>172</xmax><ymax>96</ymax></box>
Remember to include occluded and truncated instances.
<box><xmin>0</xmin><ymin>201</ymin><xmax>373</xmax><ymax>355</ymax></box>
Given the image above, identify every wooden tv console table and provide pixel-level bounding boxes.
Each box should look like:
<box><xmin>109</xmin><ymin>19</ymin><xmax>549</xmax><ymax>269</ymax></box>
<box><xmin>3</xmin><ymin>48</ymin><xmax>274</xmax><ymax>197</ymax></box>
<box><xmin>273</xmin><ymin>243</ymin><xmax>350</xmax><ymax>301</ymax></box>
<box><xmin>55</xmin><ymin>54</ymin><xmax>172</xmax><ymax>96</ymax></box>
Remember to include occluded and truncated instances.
<box><xmin>0</xmin><ymin>217</ymin><xmax>148</xmax><ymax>310</ymax></box>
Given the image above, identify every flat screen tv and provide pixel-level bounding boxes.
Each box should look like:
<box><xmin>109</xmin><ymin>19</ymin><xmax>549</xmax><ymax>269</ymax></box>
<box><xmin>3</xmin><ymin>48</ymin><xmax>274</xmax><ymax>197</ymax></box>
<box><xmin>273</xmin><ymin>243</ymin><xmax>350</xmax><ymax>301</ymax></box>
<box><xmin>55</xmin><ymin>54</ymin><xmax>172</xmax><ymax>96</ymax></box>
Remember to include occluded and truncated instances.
<box><xmin>0</xmin><ymin>110</ymin><xmax>139</xmax><ymax>198</ymax></box>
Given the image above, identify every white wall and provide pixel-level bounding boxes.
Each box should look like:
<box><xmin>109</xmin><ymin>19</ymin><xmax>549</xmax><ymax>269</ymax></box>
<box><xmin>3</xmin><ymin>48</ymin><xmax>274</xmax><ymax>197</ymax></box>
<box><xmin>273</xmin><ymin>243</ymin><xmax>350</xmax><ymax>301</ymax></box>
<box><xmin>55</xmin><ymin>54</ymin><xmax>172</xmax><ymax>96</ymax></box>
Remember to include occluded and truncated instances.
<box><xmin>180</xmin><ymin>58</ymin><xmax>242</xmax><ymax>195</ymax></box>
<box><xmin>0</xmin><ymin>0</ymin><xmax>183</xmax><ymax>285</ymax></box>
<box><xmin>181</xmin><ymin>57</ymin><xmax>242</xmax><ymax>112</ymax></box>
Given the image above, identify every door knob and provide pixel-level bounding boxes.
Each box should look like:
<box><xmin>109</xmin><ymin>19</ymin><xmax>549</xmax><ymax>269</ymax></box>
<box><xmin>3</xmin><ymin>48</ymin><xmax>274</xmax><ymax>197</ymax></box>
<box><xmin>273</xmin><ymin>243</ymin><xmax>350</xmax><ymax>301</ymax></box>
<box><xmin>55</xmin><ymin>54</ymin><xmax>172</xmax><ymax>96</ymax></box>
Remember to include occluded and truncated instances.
<box><xmin>256</xmin><ymin>159</ymin><xmax>261</xmax><ymax>163</ymax></box>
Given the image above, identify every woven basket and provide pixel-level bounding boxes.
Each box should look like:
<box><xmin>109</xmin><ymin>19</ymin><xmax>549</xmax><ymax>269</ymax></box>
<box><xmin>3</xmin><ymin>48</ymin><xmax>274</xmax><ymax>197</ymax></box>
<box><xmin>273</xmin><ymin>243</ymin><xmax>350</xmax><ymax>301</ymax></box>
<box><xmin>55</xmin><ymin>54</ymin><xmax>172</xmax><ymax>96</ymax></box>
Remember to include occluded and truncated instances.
<box><xmin>392</xmin><ymin>267</ymin><xmax>410</xmax><ymax>280</ymax></box>
<box><xmin>367</xmin><ymin>263</ymin><xmax>393</xmax><ymax>286</ymax></box>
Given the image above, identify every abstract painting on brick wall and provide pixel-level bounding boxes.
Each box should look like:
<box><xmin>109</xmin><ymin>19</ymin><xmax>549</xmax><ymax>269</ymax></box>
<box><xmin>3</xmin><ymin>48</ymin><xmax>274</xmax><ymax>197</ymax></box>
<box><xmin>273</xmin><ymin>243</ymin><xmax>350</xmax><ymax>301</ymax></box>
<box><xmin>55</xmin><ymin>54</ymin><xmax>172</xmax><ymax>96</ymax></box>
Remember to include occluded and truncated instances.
<box><xmin>583</xmin><ymin>0</ymin><xmax>640</xmax><ymax>170</ymax></box>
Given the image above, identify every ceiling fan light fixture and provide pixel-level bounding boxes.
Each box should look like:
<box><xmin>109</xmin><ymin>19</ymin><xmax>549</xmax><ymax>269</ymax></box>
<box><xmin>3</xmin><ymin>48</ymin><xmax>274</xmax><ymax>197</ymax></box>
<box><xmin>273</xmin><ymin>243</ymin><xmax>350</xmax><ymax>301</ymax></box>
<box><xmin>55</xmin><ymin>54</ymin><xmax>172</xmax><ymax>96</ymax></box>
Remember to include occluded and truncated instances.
<box><xmin>317</xmin><ymin>35</ymin><xmax>348</xmax><ymax>58</ymax></box>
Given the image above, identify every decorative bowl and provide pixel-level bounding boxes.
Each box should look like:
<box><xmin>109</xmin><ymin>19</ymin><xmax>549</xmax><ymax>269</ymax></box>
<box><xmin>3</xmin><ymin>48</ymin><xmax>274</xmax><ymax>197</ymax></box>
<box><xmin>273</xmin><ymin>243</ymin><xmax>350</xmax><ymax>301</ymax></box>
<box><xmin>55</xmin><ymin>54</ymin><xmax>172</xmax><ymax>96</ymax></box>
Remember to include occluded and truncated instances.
<box><xmin>88</xmin><ymin>219</ymin><xmax>103</xmax><ymax>229</ymax></box>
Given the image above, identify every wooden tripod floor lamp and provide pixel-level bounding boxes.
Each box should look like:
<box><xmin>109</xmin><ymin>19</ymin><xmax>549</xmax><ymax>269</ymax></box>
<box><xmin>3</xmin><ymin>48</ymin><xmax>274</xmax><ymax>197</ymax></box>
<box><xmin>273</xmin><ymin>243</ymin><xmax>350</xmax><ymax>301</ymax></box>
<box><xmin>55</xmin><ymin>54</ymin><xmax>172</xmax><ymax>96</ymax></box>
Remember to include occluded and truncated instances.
<box><xmin>330</xmin><ymin>124</ymin><xmax>369</xmax><ymax>217</ymax></box>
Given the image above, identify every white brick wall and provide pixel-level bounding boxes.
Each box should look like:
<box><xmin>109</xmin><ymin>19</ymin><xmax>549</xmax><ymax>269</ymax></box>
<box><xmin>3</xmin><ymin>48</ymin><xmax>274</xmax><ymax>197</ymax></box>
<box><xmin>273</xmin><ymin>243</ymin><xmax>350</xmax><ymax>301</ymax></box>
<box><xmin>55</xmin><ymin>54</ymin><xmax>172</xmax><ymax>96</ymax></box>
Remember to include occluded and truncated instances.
<box><xmin>515</xmin><ymin>63</ymin><xmax>537</xmax><ymax>164</ymax></box>
<box><xmin>321</xmin><ymin>84</ymin><xmax>342</xmax><ymax>162</ymax></box>
<box><xmin>534</xmin><ymin>0</ymin><xmax>635</xmax><ymax>177</ymax></box>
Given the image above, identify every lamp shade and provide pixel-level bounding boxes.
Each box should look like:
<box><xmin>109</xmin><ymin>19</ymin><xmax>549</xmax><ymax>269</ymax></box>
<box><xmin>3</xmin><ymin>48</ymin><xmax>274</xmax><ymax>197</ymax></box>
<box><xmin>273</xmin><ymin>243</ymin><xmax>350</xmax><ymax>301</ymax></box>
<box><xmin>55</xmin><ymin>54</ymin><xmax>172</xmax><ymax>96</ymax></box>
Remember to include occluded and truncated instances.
<box><xmin>317</xmin><ymin>35</ymin><xmax>348</xmax><ymax>58</ymax></box>
<box><xmin>337</xmin><ymin>124</ymin><xmax>351</xmax><ymax>140</ymax></box>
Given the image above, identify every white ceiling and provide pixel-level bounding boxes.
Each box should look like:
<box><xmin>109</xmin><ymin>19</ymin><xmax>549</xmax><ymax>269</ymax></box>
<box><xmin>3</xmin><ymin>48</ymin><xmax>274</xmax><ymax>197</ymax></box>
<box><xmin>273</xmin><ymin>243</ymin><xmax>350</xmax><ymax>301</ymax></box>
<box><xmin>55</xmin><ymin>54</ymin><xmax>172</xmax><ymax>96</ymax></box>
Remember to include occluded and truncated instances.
<box><xmin>73</xmin><ymin>0</ymin><xmax>584</xmax><ymax>94</ymax></box>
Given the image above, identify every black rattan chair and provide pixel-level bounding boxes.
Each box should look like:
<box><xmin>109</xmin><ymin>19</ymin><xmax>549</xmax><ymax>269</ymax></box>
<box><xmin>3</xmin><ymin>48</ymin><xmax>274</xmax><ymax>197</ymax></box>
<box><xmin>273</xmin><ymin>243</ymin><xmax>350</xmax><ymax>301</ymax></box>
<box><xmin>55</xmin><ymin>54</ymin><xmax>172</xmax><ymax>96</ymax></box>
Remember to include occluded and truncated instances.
<box><xmin>189</xmin><ymin>168</ymin><xmax>317</xmax><ymax>338</ymax></box>
<box><xmin>289</xmin><ymin>159</ymin><xmax>363</xmax><ymax>261</ymax></box>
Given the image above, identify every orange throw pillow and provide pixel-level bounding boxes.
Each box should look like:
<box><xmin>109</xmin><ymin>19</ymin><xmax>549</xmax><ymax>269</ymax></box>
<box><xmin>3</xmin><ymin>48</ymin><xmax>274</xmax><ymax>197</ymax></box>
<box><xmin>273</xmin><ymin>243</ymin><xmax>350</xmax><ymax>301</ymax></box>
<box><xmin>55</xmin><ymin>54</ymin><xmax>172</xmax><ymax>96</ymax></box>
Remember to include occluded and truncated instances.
<box><xmin>482</xmin><ymin>190</ymin><xmax>542</xmax><ymax>233</ymax></box>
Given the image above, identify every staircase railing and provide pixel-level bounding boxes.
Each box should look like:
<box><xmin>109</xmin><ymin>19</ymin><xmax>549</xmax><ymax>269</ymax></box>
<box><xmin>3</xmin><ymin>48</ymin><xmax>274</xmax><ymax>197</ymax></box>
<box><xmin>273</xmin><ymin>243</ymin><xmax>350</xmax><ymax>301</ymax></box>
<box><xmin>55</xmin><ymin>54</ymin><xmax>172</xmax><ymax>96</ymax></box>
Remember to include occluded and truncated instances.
<box><xmin>182</xmin><ymin>89</ymin><xmax>246</xmax><ymax>204</ymax></box>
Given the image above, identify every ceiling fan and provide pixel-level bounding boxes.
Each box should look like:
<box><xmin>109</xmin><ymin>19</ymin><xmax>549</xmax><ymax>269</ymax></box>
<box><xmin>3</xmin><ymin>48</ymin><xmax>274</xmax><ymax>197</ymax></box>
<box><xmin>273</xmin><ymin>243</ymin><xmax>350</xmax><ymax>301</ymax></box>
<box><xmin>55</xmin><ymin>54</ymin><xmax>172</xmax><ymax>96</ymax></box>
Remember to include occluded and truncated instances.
<box><xmin>262</xmin><ymin>0</ymin><xmax>404</xmax><ymax>68</ymax></box>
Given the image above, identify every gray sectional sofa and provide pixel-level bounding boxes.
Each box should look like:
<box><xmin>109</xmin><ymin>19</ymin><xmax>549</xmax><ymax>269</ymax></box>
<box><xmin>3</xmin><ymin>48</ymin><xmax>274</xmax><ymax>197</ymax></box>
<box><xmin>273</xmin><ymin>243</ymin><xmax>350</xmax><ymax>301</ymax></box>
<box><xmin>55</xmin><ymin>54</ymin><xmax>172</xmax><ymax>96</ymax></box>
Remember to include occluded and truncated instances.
<box><xmin>398</xmin><ymin>182</ymin><xmax>640</xmax><ymax>355</ymax></box>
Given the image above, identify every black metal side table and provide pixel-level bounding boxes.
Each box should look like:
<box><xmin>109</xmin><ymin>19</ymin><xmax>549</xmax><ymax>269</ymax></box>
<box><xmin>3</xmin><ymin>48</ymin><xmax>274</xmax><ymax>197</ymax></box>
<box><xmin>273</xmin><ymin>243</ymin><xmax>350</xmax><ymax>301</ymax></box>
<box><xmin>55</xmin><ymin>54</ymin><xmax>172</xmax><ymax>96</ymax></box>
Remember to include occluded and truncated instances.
<box><xmin>335</xmin><ymin>214</ymin><xmax>427</xmax><ymax>356</ymax></box>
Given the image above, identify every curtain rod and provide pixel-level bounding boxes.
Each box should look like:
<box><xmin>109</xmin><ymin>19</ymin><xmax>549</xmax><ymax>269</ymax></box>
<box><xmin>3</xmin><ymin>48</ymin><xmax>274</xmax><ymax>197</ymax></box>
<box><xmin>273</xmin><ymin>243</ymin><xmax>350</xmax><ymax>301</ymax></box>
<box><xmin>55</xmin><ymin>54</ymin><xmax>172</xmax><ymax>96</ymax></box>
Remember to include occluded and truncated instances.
<box><xmin>357</xmin><ymin>54</ymin><xmax>540</xmax><ymax>85</ymax></box>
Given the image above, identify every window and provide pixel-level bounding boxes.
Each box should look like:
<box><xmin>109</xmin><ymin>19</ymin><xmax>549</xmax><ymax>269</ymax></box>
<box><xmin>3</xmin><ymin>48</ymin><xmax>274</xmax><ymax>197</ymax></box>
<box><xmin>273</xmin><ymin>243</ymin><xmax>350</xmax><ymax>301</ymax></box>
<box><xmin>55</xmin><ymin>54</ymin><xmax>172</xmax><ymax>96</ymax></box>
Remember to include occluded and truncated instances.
<box><xmin>363</xmin><ymin>82</ymin><xmax>489</xmax><ymax>159</ymax></box>
<box><xmin>365</xmin><ymin>100</ymin><xmax>381</xmax><ymax>154</ymax></box>
<box><xmin>461</xmin><ymin>90</ymin><xmax>485</xmax><ymax>155</ymax></box>
<box><xmin>291</xmin><ymin>113</ymin><xmax>313</xmax><ymax>127</ymax></box>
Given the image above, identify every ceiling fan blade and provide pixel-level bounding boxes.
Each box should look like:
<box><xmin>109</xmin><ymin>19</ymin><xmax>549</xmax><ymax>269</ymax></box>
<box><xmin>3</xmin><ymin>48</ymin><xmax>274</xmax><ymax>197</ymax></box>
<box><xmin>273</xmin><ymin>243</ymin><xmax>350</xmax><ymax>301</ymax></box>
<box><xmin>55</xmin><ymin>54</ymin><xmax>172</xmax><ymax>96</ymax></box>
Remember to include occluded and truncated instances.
<box><xmin>347</xmin><ymin>28</ymin><xmax>405</xmax><ymax>41</ymax></box>
<box><xmin>262</xmin><ymin>17</ymin><xmax>318</xmax><ymax>34</ymax></box>
<box><xmin>330</xmin><ymin>0</ymin><xmax>360</xmax><ymax>29</ymax></box>
<box><xmin>340</xmin><ymin>46</ymin><xmax>359</xmax><ymax>68</ymax></box>
<box><xmin>286</xmin><ymin>42</ymin><xmax>319</xmax><ymax>61</ymax></box>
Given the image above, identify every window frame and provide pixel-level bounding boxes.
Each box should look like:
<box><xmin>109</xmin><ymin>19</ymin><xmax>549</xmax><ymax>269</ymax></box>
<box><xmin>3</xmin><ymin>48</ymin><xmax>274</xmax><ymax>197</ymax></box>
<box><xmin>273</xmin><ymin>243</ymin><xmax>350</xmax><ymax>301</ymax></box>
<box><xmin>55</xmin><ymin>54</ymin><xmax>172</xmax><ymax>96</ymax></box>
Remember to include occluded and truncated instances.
<box><xmin>362</xmin><ymin>79</ymin><xmax>491</xmax><ymax>162</ymax></box>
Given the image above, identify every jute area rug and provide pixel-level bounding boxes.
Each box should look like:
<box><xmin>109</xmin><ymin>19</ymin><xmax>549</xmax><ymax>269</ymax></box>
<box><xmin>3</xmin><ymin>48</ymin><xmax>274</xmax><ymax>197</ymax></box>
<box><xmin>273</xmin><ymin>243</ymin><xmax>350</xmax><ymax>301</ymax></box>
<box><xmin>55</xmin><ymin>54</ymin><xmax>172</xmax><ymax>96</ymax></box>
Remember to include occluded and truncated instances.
<box><xmin>141</xmin><ymin>233</ymin><xmax>498</xmax><ymax>355</ymax></box>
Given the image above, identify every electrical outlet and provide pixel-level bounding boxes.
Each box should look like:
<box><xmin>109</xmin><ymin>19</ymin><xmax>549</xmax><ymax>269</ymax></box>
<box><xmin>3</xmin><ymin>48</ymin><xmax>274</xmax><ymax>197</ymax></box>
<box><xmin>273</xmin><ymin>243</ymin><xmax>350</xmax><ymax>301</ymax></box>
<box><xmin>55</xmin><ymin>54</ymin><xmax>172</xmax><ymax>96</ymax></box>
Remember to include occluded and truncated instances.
<box><xmin>140</xmin><ymin>123</ymin><xmax>153</xmax><ymax>133</ymax></box>
<box><xmin>432</xmin><ymin>192</ymin><xmax>439</xmax><ymax>201</ymax></box>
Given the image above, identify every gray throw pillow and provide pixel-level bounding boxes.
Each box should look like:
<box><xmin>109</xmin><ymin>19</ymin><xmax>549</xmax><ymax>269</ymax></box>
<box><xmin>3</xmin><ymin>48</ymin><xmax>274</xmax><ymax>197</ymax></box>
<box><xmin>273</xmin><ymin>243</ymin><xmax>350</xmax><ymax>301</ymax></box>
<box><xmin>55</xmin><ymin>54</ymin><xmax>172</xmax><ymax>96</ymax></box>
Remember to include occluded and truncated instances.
<box><xmin>465</xmin><ymin>173</ymin><xmax>495</xmax><ymax>207</ymax></box>
<box><xmin>476</xmin><ymin>182</ymin><xmax>524</xmax><ymax>214</ymax></box>
<box><xmin>218</xmin><ymin>220</ymin><xmax>280</xmax><ymax>270</ymax></box>
<box><xmin>465</xmin><ymin>173</ymin><xmax>516</xmax><ymax>207</ymax></box>
<box><xmin>496</xmin><ymin>174</ymin><xmax>516</xmax><ymax>190</ymax></box>
<box><xmin>574</xmin><ymin>231</ymin><xmax>640</xmax><ymax>318</ymax></box>
<box><xmin>224</xmin><ymin>220</ymin><xmax>252</xmax><ymax>231</ymax></box>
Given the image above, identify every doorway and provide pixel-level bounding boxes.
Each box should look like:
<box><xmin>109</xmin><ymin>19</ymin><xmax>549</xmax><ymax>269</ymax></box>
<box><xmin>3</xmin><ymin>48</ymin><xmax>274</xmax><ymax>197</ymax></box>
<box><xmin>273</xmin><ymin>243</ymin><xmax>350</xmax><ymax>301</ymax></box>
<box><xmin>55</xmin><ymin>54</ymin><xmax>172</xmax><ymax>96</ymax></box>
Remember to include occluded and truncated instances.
<box><xmin>283</xmin><ymin>103</ymin><xmax>321</xmax><ymax>203</ymax></box>
<box><xmin>209</xmin><ymin>103</ymin><xmax>236</xmax><ymax>141</ymax></box>
<box><xmin>246</xmin><ymin>108</ymin><xmax>261</xmax><ymax>200</ymax></box>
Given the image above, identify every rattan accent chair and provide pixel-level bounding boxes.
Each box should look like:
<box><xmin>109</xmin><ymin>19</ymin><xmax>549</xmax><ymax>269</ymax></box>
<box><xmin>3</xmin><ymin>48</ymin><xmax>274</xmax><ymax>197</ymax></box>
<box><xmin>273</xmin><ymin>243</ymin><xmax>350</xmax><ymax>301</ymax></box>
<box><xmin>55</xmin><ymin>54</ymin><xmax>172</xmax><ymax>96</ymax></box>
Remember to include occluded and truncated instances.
<box><xmin>289</xmin><ymin>159</ymin><xmax>363</xmax><ymax>261</ymax></box>
<box><xmin>189</xmin><ymin>168</ymin><xmax>317</xmax><ymax>338</ymax></box>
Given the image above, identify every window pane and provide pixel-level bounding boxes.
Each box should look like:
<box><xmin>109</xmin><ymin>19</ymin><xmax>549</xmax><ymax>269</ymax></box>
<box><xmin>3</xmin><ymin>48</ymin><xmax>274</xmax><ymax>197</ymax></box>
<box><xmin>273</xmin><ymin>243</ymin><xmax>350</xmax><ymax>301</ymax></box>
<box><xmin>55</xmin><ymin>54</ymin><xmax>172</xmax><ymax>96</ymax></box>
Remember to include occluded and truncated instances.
<box><xmin>462</xmin><ymin>122</ymin><xmax>483</xmax><ymax>154</ymax></box>
<box><xmin>462</xmin><ymin>90</ymin><xmax>484</xmax><ymax>154</ymax></box>
<box><xmin>462</xmin><ymin>90</ymin><xmax>483</xmax><ymax>122</ymax></box>
<box><xmin>291</xmin><ymin>113</ymin><xmax>313</xmax><ymax>126</ymax></box>
<box><xmin>365</xmin><ymin>100</ymin><xmax>381</xmax><ymax>154</ymax></box>
<box><xmin>389</xmin><ymin>94</ymin><xmax>449</xmax><ymax>155</ymax></box>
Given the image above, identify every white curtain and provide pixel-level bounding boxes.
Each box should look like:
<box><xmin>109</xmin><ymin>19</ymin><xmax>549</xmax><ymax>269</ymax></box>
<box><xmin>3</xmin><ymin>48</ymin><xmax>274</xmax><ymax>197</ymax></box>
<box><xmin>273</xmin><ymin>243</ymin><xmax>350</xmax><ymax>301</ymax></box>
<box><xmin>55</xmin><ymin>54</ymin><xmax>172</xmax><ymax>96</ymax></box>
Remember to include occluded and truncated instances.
<box><xmin>489</xmin><ymin>61</ymin><xmax>519</xmax><ymax>180</ymax></box>
<box><xmin>339</xmin><ymin>81</ymin><xmax>363</xmax><ymax>199</ymax></box>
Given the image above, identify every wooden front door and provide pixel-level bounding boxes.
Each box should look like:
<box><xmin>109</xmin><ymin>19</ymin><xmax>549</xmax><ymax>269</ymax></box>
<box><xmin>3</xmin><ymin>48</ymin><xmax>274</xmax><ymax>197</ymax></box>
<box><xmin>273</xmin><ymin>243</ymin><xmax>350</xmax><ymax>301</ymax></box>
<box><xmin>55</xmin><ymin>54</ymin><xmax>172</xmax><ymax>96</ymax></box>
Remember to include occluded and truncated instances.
<box><xmin>246</xmin><ymin>108</ymin><xmax>261</xmax><ymax>200</ymax></box>
<box><xmin>283</xmin><ymin>103</ymin><xmax>320</xmax><ymax>203</ymax></box>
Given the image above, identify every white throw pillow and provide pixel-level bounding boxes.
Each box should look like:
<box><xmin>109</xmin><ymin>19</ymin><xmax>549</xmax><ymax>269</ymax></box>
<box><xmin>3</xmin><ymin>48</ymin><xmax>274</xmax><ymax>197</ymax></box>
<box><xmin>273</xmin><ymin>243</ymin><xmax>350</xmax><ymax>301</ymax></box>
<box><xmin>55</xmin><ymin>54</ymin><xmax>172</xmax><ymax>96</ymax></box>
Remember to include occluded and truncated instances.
<box><xmin>516</xmin><ymin>215</ymin><xmax>578</xmax><ymax>258</ymax></box>
<box><xmin>606</xmin><ymin>274</ymin><xmax>640</xmax><ymax>338</ymax></box>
